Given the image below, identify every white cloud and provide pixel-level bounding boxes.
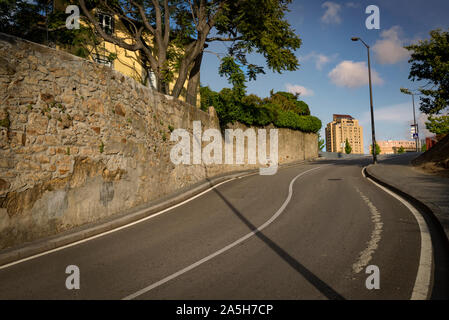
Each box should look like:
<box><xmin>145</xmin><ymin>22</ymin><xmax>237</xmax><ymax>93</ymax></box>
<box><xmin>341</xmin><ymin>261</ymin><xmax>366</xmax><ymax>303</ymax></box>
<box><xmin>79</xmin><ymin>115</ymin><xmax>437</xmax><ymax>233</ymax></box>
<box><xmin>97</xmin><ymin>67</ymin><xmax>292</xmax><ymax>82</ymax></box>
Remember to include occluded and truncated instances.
<box><xmin>346</xmin><ymin>2</ymin><xmax>360</xmax><ymax>8</ymax></box>
<box><xmin>416</xmin><ymin>114</ymin><xmax>432</xmax><ymax>139</ymax></box>
<box><xmin>416</xmin><ymin>112</ymin><xmax>449</xmax><ymax>138</ymax></box>
<box><xmin>372</xmin><ymin>26</ymin><xmax>410</xmax><ymax>64</ymax></box>
<box><xmin>299</xmin><ymin>52</ymin><xmax>337</xmax><ymax>70</ymax></box>
<box><xmin>361</xmin><ymin>103</ymin><xmax>411</xmax><ymax>123</ymax></box>
<box><xmin>286</xmin><ymin>84</ymin><xmax>315</xmax><ymax>97</ymax></box>
<box><xmin>360</xmin><ymin>103</ymin><xmax>434</xmax><ymax>141</ymax></box>
<box><xmin>321</xmin><ymin>2</ymin><xmax>342</xmax><ymax>24</ymax></box>
<box><xmin>328</xmin><ymin>60</ymin><xmax>384</xmax><ymax>88</ymax></box>
<box><xmin>315</xmin><ymin>54</ymin><xmax>331</xmax><ymax>70</ymax></box>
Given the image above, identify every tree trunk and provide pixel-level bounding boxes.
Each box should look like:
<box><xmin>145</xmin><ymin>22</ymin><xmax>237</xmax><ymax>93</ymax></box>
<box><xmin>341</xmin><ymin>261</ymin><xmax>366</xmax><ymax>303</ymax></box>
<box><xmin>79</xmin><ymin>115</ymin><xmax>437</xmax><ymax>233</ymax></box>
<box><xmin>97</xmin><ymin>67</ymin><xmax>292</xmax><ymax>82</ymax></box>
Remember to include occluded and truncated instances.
<box><xmin>171</xmin><ymin>38</ymin><xmax>206</xmax><ymax>98</ymax></box>
<box><xmin>186</xmin><ymin>52</ymin><xmax>203</xmax><ymax>107</ymax></box>
<box><xmin>171</xmin><ymin>60</ymin><xmax>191</xmax><ymax>98</ymax></box>
<box><xmin>156</xmin><ymin>76</ymin><xmax>169</xmax><ymax>95</ymax></box>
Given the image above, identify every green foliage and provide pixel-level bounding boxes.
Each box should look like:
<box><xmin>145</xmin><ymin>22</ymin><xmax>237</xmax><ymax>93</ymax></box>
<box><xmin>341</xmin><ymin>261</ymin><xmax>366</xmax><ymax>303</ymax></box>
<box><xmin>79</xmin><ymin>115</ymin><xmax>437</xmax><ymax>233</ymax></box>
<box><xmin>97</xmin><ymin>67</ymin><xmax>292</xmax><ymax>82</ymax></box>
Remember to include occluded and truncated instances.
<box><xmin>99</xmin><ymin>141</ymin><xmax>104</xmax><ymax>154</ymax></box>
<box><xmin>200</xmin><ymin>86</ymin><xmax>321</xmax><ymax>133</ymax></box>
<box><xmin>108</xmin><ymin>53</ymin><xmax>118</xmax><ymax>62</ymax></box>
<box><xmin>405</xmin><ymin>29</ymin><xmax>449</xmax><ymax>115</ymax></box>
<box><xmin>219</xmin><ymin>56</ymin><xmax>247</xmax><ymax>98</ymax></box>
<box><xmin>318</xmin><ymin>133</ymin><xmax>325</xmax><ymax>151</ymax></box>
<box><xmin>0</xmin><ymin>117</ymin><xmax>10</xmax><ymax>128</ymax></box>
<box><xmin>1</xmin><ymin>0</ymin><xmax>97</xmax><ymax>58</ymax></box>
<box><xmin>0</xmin><ymin>0</ymin><xmax>48</xmax><ymax>43</ymax></box>
<box><xmin>398</xmin><ymin>146</ymin><xmax>405</xmax><ymax>154</ymax></box>
<box><xmin>421</xmin><ymin>144</ymin><xmax>427</xmax><ymax>152</ymax></box>
<box><xmin>371</xmin><ymin>143</ymin><xmax>381</xmax><ymax>156</ymax></box>
<box><xmin>345</xmin><ymin>139</ymin><xmax>352</xmax><ymax>154</ymax></box>
<box><xmin>263</xmin><ymin>91</ymin><xmax>310</xmax><ymax>115</ymax></box>
<box><xmin>215</xmin><ymin>0</ymin><xmax>301</xmax><ymax>75</ymax></box>
<box><xmin>426</xmin><ymin>115</ymin><xmax>449</xmax><ymax>135</ymax></box>
<box><xmin>273</xmin><ymin>111</ymin><xmax>321</xmax><ymax>132</ymax></box>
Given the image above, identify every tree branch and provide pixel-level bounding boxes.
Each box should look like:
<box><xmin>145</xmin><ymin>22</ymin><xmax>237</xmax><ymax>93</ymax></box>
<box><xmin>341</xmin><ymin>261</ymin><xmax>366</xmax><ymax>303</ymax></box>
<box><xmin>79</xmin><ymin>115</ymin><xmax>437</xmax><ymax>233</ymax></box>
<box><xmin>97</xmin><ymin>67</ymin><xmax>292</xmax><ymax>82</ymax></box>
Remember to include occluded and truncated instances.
<box><xmin>130</xmin><ymin>0</ymin><xmax>156</xmax><ymax>35</ymax></box>
<box><xmin>79</xmin><ymin>0</ymin><xmax>142</xmax><ymax>51</ymax></box>
<box><xmin>206</xmin><ymin>36</ymin><xmax>243</xmax><ymax>42</ymax></box>
<box><xmin>163</xmin><ymin>0</ymin><xmax>170</xmax><ymax>46</ymax></box>
<box><xmin>188</xmin><ymin>0</ymin><xmax>199</xmax><ymax>30</ymax></box>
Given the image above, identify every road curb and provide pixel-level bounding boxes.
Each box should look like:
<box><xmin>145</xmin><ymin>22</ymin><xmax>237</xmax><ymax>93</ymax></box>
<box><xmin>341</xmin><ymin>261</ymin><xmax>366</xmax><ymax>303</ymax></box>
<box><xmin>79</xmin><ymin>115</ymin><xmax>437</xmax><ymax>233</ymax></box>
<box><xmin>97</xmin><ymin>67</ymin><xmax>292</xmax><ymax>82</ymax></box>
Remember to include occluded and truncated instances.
<box><xmin>0</xmin><ymin>159</ymin><xmax>315</xmax><ymax>268</ymax></box>
<box><xmin>365</xmin><ymin>165</ymin><xmax>449</xmax><ymax>246</ymax></box>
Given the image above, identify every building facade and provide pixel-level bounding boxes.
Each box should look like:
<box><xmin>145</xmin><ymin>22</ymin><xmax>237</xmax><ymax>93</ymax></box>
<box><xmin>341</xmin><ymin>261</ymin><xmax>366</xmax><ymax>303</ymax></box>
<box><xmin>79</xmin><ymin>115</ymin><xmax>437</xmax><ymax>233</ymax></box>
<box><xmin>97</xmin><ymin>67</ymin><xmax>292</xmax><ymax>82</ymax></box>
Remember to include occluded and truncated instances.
<box><xmin>54</xmin><ymin>1</ymin><xmax>200</xmax><ymax>106</ymax></box>
<box><xmin>373</xmin><ymin>140</ymin><xmax>417</xmax><ymax>154</ymax></box>
<box><xmin>325</xmin><ymin>114</ymin><xmax>364</xmax><ymax>154</ymax></box>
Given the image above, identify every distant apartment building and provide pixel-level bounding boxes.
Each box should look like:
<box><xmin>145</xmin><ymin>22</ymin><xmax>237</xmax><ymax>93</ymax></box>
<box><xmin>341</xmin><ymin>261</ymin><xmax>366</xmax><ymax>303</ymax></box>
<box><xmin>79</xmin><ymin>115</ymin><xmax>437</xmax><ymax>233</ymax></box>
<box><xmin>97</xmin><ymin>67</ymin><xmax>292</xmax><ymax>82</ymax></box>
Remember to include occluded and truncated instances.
<box><xmin>325</xmin><ymin>114</ymin><xmax>364</xmax><ymax>154</ymax></box>
<box><xmin>372</xmin><ymin>140</ymin><xmax>416</xmax><ymax>154</ymax></box>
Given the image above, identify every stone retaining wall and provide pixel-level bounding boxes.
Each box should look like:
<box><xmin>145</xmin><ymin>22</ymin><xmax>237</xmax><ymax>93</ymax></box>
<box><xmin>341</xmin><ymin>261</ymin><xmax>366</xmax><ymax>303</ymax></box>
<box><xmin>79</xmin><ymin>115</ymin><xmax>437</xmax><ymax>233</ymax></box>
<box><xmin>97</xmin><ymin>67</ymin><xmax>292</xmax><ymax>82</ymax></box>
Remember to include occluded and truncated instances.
<box><xmin>0</xmin><ymin>33</ymin><xmax>318</xmax><ymax>249</ymax></box>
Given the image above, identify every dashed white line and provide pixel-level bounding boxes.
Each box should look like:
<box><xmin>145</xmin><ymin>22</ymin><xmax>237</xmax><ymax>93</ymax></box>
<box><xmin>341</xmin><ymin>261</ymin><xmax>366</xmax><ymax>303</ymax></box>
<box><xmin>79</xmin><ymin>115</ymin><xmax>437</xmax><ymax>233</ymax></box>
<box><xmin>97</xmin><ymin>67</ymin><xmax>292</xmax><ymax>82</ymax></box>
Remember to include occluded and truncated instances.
<box><xmin>352</xmin><ymin>187</ymin><xmax>383</xmax><ymax>274</ymax></box>
<box><xmin>362</xmin><ymin>167</ymin><xmax>433</xmax><ymax>300</ymax></box>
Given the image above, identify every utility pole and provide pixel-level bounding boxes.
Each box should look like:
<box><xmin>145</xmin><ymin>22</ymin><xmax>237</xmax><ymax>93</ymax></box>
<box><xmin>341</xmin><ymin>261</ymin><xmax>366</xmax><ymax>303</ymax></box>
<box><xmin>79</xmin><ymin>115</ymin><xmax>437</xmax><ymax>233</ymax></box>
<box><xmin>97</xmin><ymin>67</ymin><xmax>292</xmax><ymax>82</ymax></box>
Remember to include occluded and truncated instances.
<box><xmin>352</xmin><ymin>37</ymin><xmax>377</xmax><ymax>163</ymax></box>
<box><xmin>400</xmin><ymin>88</ymin><xmax>420</xmax><ymax>152</ymax></box>
<box><xmin>411</xmin><ymin>93</ymin><xmax>419</xmax><ymax>152</ymax></box>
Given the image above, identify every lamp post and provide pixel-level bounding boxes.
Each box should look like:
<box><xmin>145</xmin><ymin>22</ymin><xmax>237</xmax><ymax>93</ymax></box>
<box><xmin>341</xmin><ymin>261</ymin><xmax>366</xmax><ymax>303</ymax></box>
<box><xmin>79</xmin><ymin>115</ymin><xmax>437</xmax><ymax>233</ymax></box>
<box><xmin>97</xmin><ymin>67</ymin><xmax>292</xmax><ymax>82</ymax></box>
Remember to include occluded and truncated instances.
<box><xmin>352</xmin><ymin>37</ymin><xmax>377</xmax><ymax>164</ymax></box>
<box><xmin>400</xmin><ymin>88</ymin><xmax>420</xmax><ymax>152</ymax></box>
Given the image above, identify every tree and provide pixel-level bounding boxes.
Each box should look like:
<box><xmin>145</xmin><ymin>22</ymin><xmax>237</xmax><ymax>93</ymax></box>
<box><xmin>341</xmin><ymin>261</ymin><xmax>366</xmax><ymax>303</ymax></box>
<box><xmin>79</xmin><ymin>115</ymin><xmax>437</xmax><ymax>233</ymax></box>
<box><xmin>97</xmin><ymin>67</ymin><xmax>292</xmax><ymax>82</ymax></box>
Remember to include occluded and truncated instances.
<box><xmin>199</xmin><ymin>85</ymin><xmax>321</xmax><ymax>132</ymax></box>
<box><xmin>371</xmin><ymin>143</ymin><xmax>381</xmax><ymax>156</ymax></box>
<box><xmin>78</xmin><ymin>0</ymin><xmax>302</xmax><ymax>105</ymax></box>
<box><xmin>263</xmin><ymin>91</ymin><xmax>310</xmax><ymax>115</ymax></box>
<box><xmin>405</xmin><ymin>29</ymin><xmax>449</xmax><ymax>115</ymax></box>
<box><xmin>344</xmin><ymin>139</ymin><xmax>352</xmax><ymax>154</ymax></box>
<box><xmin>397</xmin><ymin>146</ymin><xmax>405</xmax><ymax>154</ymax></box>
<box><xmin>218</xmin><ymin>56</ymin><xmax>247</xmax><ymax>98</ymax></box>
<box><xmin>1</xmin><ymin>0</ymin><xmax>53</xmax><ymax>43</ymax></box>
<box><xmin>318</xmin><ymin>133</ymin><xmax>325</xmax><ymax>151</ymax></box>
<box><xmin>426</xmin><ymin>115</ymin><xmax>449</xmax><ymax>135</ymax></box>
<box><xmin>1</xmin><ymin>0</ymin><xmax>100</xmax><ymax>58</ymax></box>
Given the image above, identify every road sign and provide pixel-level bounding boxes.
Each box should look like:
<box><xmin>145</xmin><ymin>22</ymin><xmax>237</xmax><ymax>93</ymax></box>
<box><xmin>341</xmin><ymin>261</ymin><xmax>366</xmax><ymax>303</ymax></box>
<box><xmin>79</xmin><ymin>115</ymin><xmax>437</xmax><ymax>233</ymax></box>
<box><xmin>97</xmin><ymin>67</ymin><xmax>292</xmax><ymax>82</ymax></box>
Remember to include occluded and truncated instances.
<box><xmin>413</xmin><ymin>133</ymin><xmax>419</xmax><ymax>139</ymax></box>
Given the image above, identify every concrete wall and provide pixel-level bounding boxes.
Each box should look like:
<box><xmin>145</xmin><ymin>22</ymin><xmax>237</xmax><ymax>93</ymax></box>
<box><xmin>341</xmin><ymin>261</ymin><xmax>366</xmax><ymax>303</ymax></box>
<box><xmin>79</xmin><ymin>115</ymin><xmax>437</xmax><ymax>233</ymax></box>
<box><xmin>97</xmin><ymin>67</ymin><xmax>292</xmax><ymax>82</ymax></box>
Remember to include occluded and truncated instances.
<box><xmin>0</xmin><ymin>33</ymin><xmax>318</xmax><ymax>249</ymax></box>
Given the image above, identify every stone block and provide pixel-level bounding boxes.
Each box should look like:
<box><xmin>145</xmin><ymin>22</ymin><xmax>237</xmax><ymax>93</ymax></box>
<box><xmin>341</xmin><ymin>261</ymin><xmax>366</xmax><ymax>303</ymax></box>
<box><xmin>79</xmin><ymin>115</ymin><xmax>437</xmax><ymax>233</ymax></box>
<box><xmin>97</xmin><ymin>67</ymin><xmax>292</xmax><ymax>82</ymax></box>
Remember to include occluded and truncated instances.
<box><xmin>26</xmin><ymin>113</ymin><xmax>48</xmax><ymax>135</ymax></box>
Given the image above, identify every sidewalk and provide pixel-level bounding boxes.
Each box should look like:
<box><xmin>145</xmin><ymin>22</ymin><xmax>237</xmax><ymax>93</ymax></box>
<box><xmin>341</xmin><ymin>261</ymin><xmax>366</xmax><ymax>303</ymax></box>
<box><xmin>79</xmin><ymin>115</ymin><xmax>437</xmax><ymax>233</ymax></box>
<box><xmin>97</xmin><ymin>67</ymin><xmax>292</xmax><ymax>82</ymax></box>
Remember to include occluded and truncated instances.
<box><xmin>366</xmin><ymin>153</ymin><xmax>449</xmax><ymax>242</ymax></box>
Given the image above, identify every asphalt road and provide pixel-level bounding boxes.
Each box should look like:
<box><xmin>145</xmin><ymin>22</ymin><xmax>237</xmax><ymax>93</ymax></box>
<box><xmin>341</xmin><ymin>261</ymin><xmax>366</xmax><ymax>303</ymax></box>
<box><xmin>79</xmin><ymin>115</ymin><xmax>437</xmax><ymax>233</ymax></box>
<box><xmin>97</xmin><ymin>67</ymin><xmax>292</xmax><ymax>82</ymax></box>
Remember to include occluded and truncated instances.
<box><xmin>0</xmin><ymin>158</ymin><xmax>435</xmax><ymax>299</ymax></box>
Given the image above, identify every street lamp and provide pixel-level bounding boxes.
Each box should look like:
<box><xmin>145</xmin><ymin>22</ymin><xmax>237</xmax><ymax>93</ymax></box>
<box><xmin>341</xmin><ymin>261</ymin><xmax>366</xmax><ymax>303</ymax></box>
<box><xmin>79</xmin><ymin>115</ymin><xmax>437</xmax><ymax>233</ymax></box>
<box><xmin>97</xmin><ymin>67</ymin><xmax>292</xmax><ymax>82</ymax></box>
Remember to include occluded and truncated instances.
<box><xmin>400</xmin><ymin>88</ymin><xmax>420</xmax><ymax>152</ymax></box>
<box><xmin>352</xmin><ymin>37</ymin><xmax>377</xmax><ymax>164</ymax></box>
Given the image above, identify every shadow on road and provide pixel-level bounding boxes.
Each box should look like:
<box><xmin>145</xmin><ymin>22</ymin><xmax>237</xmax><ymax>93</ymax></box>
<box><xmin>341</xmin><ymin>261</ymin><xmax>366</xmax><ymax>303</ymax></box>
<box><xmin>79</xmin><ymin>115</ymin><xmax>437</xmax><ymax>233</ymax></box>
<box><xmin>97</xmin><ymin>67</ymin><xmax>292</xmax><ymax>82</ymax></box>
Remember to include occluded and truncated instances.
<box><xmin>212</xmin><ymin>188</ymin><xmax>346</xmax><ymax>300</ymax></box>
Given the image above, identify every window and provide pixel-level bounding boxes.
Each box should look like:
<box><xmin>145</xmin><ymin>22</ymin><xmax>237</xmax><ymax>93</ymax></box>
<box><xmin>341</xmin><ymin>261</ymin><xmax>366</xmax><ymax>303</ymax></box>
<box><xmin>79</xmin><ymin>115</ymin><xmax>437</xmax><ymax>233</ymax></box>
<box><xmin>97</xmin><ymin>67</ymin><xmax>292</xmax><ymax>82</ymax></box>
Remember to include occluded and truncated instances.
<box><xmin>93</xmin><ymin>54</ymin><xmax>112</xmax><ymax>67</ymax></box>
<box><xmin>98</xmin><ymin>13</ymin><xmax>114</xmax><ymax>35</ymax></box>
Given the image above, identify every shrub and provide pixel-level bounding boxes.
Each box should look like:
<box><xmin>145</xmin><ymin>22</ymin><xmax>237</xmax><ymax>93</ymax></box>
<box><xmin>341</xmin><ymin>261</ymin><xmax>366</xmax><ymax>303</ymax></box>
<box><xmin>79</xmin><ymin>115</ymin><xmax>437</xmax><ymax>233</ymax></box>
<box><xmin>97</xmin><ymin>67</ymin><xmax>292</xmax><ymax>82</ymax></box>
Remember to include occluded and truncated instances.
<box><xmin>199</xmin><ymin>86</ymin><xmax>321</xmax><ymax>133</ymax></box>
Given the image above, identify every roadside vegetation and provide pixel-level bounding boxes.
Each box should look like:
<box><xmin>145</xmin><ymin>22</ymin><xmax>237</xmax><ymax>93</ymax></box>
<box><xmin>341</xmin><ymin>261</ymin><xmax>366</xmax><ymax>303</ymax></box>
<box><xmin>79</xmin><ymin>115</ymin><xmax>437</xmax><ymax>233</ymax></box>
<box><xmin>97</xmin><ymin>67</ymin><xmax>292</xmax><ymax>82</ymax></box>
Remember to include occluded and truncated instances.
<box><xmin>405</xmin><ymin>29</ymin><xmax>449</xmax><ymax>136</ymax></box>
<box><xmin>200</xmin><ymin>87</ymin><xmax>321</xmax><ymax>133</ymax></box>
<box><xmin>200</xmin><ymin>55</ymin><xmax>321</xmax><ymax>133</ymax></box>
<box><xmin>345</xmin><ymin>139</ymin><xmax>352</xmax><ymax>154</ymax></box>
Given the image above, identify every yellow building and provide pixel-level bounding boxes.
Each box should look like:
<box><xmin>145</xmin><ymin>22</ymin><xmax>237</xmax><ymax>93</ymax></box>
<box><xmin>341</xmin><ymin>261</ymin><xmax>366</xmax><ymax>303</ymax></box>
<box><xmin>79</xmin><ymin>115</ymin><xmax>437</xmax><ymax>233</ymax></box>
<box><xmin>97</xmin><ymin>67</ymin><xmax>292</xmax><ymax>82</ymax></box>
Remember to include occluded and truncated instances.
<box><xmin>55</xmin><ymin>2</ymin><xmax>199</xmax><ymax>106</ymax></box>
<box><xmin>325</xmin><ymin>114</ymin><xmax>364</xmax><ymax>154</ymax></box>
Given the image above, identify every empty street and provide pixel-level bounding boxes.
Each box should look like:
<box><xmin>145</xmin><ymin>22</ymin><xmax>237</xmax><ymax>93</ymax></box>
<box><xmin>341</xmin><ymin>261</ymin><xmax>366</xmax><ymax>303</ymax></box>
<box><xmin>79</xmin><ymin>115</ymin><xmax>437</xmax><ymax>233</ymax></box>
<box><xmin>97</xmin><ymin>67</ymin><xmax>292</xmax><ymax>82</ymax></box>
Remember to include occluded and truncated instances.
<box><xmin>1</xmin><ymin>157</ymin><xmax>445</xmax><ymax>300</ymax></box>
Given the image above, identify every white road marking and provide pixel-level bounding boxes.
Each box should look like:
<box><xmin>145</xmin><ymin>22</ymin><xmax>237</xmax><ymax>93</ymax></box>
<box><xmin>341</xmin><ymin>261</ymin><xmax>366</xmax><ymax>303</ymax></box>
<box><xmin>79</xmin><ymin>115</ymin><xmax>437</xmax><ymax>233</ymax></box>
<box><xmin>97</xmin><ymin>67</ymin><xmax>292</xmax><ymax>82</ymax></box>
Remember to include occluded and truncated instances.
<box><xmin>352</xmin><ymin>187</ymin><xmax>383</xmax><ymax>274</ymax></box>
<box><xmin>122</xmin><ymin>165</ymin><xmax>327</xmax><ymax>300</ymax></box>
<box><xmin>362</xmin><ymin>167</ymin><xmax>433</xmax><ymax>300</ymax></box>
<box><xmin>0</xmin><ymin>174</ymin><xmax>258</xmax><ymax>270</ymax></box>
<box><xmin>0</xmin><ymin>162</ymin><xmax>313</xmax><ymax>270</ymax></box>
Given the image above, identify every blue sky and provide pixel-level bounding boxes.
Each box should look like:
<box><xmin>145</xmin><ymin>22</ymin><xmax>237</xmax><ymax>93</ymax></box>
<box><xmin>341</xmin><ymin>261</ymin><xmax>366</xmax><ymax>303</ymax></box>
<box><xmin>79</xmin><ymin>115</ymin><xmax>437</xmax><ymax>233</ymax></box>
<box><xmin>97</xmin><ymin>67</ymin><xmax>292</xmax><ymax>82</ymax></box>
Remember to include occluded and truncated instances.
<box><xmin>200</xmin><ymin>0</ymin><xmax>449</xmax><ymax>153</ymax></box>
